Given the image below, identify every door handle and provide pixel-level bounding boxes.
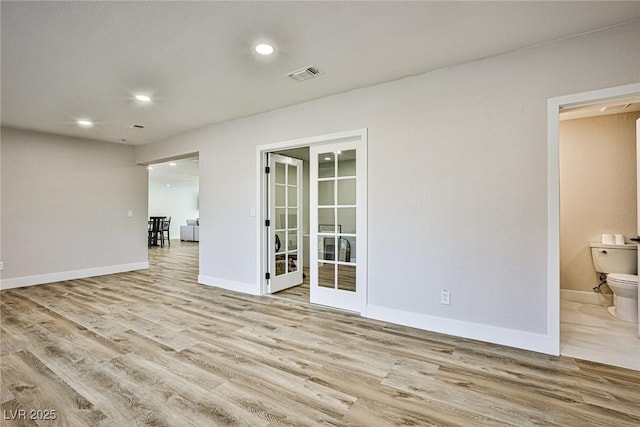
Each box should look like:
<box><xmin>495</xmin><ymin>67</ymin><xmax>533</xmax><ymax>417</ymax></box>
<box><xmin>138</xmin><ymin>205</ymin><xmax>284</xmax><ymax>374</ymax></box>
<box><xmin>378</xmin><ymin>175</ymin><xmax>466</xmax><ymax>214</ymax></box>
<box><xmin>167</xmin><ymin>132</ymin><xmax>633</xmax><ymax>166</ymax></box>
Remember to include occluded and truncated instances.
<box><xmin>630</xmin><ymin>237</ymin><xmax>640</xmax><ymax>242</ymax></box>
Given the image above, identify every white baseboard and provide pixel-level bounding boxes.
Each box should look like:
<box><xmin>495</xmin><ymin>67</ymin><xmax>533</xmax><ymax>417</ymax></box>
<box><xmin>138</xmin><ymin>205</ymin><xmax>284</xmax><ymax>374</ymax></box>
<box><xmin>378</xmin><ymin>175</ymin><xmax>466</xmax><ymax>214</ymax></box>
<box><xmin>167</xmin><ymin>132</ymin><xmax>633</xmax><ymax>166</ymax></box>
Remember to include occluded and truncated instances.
<box><xmin>560</xmin><ymin>289</ymin><xmax>613</xmax><ymax>305</ymax></box>
<box><xmin>366</xmin><ymin>304</ymin><xmax>557</xmax><ymax>355</ymax></box>
<box><xmin>0</xmin><ymin>262</ymin><xmax>149</xmax><ymax>290</ymax></box>
<box><xmin>198</xmin><ymin>275</ymin><xmax>260</xmax><ymax>295</ymax></box>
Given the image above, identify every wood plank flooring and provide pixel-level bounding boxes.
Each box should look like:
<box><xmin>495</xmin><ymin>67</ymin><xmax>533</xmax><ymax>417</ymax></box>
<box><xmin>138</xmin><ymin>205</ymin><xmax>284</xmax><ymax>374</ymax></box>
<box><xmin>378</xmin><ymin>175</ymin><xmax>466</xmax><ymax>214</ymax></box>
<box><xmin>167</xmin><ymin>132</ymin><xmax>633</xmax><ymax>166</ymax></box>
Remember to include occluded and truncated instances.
<box><xmin>2</xmin><ymin>240</ymin><xmax>639</xmax><ymax>426</ymax></box>
<box><xmin>561</xmin><ymin>300</ymin><xmax>640</xmax><ymax>370</ymax></box>
<box><xmin>272</xmin><ymin>269</ymin><xmax>310</xmax><ymax>303</ymax></box>
<box><xmin>272</xmin><ymin>264</ymin><xmax>355</xmax><ymax>303</ymax></box>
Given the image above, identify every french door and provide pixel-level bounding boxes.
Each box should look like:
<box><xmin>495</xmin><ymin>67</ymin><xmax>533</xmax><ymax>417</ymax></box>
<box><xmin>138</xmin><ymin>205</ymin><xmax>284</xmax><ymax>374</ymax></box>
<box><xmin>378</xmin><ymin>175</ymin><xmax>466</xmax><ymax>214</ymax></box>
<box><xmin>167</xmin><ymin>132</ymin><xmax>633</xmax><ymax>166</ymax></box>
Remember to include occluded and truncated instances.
<box><xmin>267</xmin><ymin>154</ymin><xmax>304</xmax><ymax>293</ymax></box>
<box><xmin>310</xmin><ymin>140</ymin><xmax>366</xmax><ymax>313</ymax></box>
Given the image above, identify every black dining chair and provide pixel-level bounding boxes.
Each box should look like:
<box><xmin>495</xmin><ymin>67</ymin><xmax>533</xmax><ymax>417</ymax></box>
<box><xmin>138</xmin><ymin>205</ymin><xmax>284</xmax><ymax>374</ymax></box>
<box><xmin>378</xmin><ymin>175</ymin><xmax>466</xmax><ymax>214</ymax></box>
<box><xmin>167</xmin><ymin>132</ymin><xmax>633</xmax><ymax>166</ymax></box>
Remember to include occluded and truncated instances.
<box><xmin>148</xmin><ymin>220</ymin><xmax>153</xmax><ymax>246</ymax></box>
<box><xmin>148</xmin><ymin>216</ymin><xmax>165</xmax><ymax>247</ymax></box>
<box><xmin>160</xmin><ymin>216</ymin><xmax>171</xmax><ymax>246</ymax></box>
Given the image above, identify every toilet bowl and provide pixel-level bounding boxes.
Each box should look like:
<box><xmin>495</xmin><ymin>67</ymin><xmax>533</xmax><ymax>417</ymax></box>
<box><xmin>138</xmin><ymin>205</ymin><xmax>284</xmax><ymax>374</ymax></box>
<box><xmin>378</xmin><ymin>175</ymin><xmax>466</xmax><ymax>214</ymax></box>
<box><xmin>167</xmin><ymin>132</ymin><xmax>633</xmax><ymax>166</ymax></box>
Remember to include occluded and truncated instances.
<box><xmin>590</xmin><ymin>243</ymin><xmax>638</xmax><ymax>324</ymax></box>
<box><xmin>606</xmin><ymin>273</ymin><xmax>638</xmax><ymax>323</ymax></box>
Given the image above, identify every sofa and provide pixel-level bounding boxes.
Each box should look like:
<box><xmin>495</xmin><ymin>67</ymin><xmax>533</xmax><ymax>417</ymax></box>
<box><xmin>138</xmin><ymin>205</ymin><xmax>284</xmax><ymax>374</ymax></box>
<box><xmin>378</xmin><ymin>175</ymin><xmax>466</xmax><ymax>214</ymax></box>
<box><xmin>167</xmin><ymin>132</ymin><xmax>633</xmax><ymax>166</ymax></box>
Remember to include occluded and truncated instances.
<box><xmin>180</xmin><ymin>219</ymin><xmax>200</xmax><ymax>242</ymax></box>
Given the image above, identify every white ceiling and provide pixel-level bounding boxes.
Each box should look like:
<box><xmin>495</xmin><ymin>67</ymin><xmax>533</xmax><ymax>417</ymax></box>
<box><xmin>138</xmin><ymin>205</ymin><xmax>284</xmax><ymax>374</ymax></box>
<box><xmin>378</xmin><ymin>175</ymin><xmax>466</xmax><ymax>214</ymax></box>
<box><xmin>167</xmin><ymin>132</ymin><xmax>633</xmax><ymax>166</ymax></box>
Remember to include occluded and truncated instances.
<box><xmin>2</xmin><ymin>2</ymin><xmax>640</xmax><ymax>145</ymax></box>
<box><xmin>149</xmin><ymin>157</ymin><xmax>199</xmax><ymax>191</ymax></box>
<box><xmin>560</xmin><ymin>98</ymin><xmax>640</xmax><ymax>121</ymax></box>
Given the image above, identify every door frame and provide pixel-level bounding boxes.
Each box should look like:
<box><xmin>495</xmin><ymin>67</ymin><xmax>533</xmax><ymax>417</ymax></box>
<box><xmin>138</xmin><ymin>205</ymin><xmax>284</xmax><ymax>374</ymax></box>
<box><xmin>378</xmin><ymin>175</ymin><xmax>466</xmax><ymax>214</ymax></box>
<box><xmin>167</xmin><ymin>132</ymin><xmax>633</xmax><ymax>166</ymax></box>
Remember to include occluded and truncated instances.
<box><xmin>144</xmin><ymin>150</ymin><xmax>200</xmax><ymax>249</ymax></box>
<box><xmin>256</xmin><ymin>129</ymin><xmax>368</xmax><ymax>309</ymax></box>
<box><xmin>547</xmin><ymin>82</ymin><xmax>640</xmax><ymax>356</ymax></box>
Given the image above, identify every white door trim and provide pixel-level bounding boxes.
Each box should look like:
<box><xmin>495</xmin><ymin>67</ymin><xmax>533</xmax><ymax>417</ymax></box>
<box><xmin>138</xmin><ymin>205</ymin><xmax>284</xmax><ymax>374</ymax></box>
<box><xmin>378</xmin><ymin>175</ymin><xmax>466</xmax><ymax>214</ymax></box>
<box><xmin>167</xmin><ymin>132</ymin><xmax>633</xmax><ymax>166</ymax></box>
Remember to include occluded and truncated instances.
<box><xmin>547</xmin><ymin>82</ymin><xmax>640</xmax><ymax>356</ymax></box>
<box><xmin>256</xmin><ymin>129</ymin><xmax>368</xmax><ymax>298</ymax></box>
<box><xmin>637</xmin><ymin>117</ymin><xmax>640</xmax><ymax>338</ymax></box>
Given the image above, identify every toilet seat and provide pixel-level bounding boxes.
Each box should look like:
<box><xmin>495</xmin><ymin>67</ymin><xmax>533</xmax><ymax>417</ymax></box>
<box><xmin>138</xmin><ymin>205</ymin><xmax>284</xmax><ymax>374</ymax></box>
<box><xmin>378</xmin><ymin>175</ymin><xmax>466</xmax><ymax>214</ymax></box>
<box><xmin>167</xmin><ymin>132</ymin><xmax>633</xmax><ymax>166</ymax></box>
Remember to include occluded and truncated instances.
<box><xmin>607</xmin><ymin>273</ymin><xmax>638</xmax><ymax>286</ymax></box>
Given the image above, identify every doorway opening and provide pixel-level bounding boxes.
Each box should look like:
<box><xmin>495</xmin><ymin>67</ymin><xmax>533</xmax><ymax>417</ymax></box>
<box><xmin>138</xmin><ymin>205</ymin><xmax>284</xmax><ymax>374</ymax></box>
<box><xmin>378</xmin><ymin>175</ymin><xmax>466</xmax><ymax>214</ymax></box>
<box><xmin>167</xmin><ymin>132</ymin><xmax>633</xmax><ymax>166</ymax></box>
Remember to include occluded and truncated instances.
<box><xmin>264</xmin><ymin>147</ymin><xmax>310</xmax><ymax>303</ymax></box>
<box><xmin>147</xmin><ymin>153</ymin><xmax>200</xmax><ymax>274</ymax></box>
<box><xmin>549</xmin><ymin>83</ymin><xmax>640</xmax><ymax>369</ymax></box>
<box><xmin>257</xmin><ymin>129</ymin><xmax>368</xmax><ymax>314</ymax></box>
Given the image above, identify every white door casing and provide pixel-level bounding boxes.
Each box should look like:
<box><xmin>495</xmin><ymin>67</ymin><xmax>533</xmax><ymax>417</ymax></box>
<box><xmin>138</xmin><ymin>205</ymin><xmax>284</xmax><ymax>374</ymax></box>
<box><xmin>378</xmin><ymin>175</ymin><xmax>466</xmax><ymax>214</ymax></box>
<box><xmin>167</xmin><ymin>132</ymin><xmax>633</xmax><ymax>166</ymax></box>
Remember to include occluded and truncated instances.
<box><xmin>549</xmin><ymin>83</ymin><xmax>640</xmax><ymax>355</ymax></box>
<box><xmin>257</xmin><ymin>128</ymin><xmax>367</xmax><ymax>311</ymax></box>
<box><xmin>637</xmin><ymin>117</ymin><xmax>640</xmax><ymax>337</ymax></box>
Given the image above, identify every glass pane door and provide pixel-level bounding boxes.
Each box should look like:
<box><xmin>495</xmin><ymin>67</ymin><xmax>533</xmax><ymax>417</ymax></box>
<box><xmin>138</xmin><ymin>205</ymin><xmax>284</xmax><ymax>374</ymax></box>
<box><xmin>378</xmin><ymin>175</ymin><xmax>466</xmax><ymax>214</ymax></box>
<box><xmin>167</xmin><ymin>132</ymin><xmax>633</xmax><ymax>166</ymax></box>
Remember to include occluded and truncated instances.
<box><xmin>268</xmin><ymin>154</ymin><xmax>303</xmax><ymax>293</ymax></box>
<box><xmin>310</xmin><ymin>140</ymin><xmax>365</xmax><ymax>312</ymax></box>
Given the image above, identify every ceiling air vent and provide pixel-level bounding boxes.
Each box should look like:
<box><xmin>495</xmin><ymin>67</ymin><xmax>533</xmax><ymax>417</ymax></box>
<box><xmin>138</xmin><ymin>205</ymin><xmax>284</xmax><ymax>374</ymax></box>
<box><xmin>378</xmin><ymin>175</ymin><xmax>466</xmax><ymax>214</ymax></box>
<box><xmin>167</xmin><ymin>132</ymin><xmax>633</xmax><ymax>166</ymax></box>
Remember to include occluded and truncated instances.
<box><xmin>285</xmin><ymin>65</ymin><xmax>323</xmax><ymax>82</ymax></box>
<box><xmin>125</xmin><ymin>124</ymin><xmax>145</xmax><ymax>130</ymax></box>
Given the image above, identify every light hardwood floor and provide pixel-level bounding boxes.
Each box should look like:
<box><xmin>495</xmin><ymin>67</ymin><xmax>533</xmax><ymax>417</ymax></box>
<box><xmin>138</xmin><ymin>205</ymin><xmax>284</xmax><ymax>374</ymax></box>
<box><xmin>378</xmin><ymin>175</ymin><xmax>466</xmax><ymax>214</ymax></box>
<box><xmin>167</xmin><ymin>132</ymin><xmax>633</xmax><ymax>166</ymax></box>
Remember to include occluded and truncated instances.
<box><xmin>272</xmin><ymin>269</ymin><xmax>310</xmax><ymax>303</ymax></box>
<box><xmin>561</xmin><ymin>300</ymin><xmax>640</xmax><ymax>371</ymax></box>
<box><xmin>2</xmin><ymin>241</ymin><xmax>640</xmax><ymax>426</ymax></box>
<box><xmin>272</xmin><ymin>264</ymin><xmax>355</xmax><ymax>303</ymax></box>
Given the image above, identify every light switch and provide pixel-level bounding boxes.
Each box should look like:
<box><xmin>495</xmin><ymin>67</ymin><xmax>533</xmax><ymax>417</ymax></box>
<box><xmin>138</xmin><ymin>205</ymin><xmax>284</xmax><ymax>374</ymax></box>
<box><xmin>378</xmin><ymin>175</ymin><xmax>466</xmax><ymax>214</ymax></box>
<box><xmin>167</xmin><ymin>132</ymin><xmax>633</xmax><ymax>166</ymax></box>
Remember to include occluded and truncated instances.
<box><xmin>128</xmin><ymin>210</ymin><xmax>134</xmax><ymax>218</ymax></box>
<box><xmin>250</xmin><ymin>207</ymin><xmax>256</xmax><ymax>217</ymax></box>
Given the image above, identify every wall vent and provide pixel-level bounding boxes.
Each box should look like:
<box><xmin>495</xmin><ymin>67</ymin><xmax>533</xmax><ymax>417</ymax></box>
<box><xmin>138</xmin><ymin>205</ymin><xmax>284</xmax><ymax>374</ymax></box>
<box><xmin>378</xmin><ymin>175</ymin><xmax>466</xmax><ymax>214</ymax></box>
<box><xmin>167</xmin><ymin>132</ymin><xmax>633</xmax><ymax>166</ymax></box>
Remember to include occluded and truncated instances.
<box><xmin>285</xmin><ymin>65</ymin><xmax>323</xmax><ymax>82</ymax></box>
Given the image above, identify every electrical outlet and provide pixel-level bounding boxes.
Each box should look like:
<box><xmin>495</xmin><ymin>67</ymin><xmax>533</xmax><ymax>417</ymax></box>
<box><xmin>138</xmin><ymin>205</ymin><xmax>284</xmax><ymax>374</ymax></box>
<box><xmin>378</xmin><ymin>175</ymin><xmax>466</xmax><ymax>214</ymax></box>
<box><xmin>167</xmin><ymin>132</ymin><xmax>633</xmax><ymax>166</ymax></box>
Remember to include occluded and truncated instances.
<box><xmin>440</xmin><ymin>290</ymin><xmax>451</xmax><ymax>305</ymax></box>
<box><xmin>127</xmin><ymin>210</ymin><xmax>134</xmax><ymax>218</ymax></box>
<box><xmin>0</xmin><ymin>261</ymin><xmax>4</xmax><ymax>271</ymax></box>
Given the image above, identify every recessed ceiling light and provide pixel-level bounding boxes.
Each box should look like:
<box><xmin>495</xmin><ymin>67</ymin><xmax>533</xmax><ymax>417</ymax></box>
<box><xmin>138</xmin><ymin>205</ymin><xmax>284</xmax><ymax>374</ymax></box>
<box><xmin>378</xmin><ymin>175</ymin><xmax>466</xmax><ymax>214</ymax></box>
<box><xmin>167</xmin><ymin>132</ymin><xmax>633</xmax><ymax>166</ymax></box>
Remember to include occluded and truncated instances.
<box><xmin>255</xmin><ymin>43</ymin><xmax>274</xmax><ymax>55</ymax></box>
<box><xmin>165</xmin><ymin>184</ymin><xmax>171</xmax><ymax>187</ymax></box>
<box><xmin>135</xmin><ymin>94</ymin><xmax>152</xmax><ymax>103</ymax></box>
<box><xmin>169</xmin><ymin>162</ymin><xmax>177</xmax><ymax>166</ymax></box>
<box><xmin>76</xmin><ymin>119</ymin><xmax>93</xmax><ymax>127</ymax></box>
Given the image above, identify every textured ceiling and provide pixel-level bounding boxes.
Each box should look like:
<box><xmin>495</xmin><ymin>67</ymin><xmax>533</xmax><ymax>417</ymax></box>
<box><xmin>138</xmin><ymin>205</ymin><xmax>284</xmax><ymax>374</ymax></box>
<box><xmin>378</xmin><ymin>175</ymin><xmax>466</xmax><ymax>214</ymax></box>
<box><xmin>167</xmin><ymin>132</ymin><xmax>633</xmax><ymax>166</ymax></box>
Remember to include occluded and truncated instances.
<box><xmin>149</xmin><ymin>157</ymin><xmax>199</xmax><ymax>190</ymax></box>
<box><xmin>560</xmin><ymin>99</ymin><xmax>640</xmax><ymax>121</ymax></box>
<box><xmin>2</xmin><ymin>1</ymin><xmax>640</xmax><ymax>145</ymax></box>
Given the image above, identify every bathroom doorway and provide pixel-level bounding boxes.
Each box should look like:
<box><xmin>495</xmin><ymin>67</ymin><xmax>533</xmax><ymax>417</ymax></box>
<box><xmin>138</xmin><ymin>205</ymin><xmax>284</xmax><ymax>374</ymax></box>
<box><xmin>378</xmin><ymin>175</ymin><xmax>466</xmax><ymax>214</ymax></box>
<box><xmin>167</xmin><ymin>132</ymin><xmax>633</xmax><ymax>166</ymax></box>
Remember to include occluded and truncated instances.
<box><xmin>551</xmin><ymin>84</ymin><xmax>640</xmax><ymax>370</ymax></box>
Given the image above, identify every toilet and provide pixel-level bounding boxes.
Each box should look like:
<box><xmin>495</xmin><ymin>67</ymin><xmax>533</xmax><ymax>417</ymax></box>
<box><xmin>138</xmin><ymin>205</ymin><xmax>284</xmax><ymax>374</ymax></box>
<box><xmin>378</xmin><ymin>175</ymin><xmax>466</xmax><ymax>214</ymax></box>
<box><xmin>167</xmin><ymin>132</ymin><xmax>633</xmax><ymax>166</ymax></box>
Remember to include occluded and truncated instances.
<box><xmin>590</xmin><ymin>243</ymin><xmax>638</xmax><ymax>323</ymax></box>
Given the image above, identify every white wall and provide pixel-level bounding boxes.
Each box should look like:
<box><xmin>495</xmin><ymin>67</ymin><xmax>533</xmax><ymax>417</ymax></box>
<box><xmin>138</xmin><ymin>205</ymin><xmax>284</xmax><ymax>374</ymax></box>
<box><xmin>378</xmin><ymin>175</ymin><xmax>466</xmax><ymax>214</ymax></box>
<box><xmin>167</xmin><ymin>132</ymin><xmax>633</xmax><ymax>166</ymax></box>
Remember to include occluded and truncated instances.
<box><xmin>1</xmin><ymin>127</ymin><xmax>149</xmax><ymax>288</ymax></box>
<box><xmin>560</xmin><ymin>112</ymin><xmax>640</xmax><ymax>293</ymax></box>
<box><xmin>148</xmin><ymin>182</ymin><xmax>199</xmax><ymax>240</ymax></box>
<box><xmin>135</xmin><ymin>22</ymin><xmax>640</xmax><ymax>352</ymax></box>
<box><xmin>0</xmin><ymin>132</ymin><xmax>3</xmax><ymax>278</ymax></box>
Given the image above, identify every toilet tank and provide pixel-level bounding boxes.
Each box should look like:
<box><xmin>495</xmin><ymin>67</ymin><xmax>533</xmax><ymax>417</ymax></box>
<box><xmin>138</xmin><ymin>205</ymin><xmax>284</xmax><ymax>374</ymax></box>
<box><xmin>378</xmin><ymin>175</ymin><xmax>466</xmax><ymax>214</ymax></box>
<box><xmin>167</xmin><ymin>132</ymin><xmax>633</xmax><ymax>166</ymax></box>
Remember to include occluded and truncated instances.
<box><xmin>590</xmin><ymin>243</ymin><xmax>638</xmax><ymax>274</ymax></box>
